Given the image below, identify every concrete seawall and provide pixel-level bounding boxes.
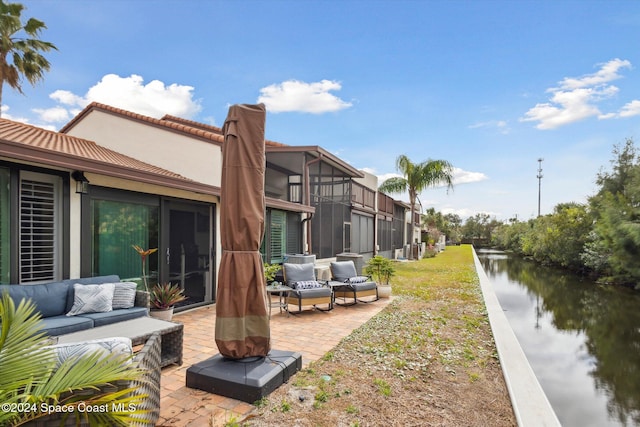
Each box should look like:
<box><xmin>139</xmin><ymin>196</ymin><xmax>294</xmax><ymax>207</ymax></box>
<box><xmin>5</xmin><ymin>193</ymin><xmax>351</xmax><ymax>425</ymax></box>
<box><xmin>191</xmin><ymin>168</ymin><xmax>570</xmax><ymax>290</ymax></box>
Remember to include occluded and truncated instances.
<box><xmin>472</xmin><ymin>248</ymin><xmax>561</xmax><ymax>427</ymax></box>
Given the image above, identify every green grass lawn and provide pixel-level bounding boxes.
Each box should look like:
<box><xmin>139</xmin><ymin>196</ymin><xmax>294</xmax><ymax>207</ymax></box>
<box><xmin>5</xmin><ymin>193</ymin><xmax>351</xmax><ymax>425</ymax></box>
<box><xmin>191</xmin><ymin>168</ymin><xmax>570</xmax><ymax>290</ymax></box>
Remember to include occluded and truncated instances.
<box><xmin>251</xmin><ymin>244</ymin><xmax>515</xmax><ymax>426</ymax></box>
<box><xmin>393</xmin><ymin>244</ymin><xmax>481</xmax><ymax>303</ymax></box>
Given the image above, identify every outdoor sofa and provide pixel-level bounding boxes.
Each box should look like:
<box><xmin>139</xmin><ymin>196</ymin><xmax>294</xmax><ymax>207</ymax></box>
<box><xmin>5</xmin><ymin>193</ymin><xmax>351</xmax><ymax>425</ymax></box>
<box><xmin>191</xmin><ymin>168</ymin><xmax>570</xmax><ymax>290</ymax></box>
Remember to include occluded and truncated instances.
<box><xmin>0</xmin><ymin>275</ymin><xmax>149</xmax><ymax>336</ymax></box>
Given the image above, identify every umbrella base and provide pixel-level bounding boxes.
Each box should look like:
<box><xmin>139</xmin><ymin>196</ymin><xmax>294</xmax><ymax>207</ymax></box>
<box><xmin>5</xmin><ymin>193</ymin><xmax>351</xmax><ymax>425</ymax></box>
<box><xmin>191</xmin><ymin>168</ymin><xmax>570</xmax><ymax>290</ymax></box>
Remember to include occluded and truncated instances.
<box><xmin>186</xmin><ymin>349</ymin><xmax>302</xmax><ymax>403</ymax></box>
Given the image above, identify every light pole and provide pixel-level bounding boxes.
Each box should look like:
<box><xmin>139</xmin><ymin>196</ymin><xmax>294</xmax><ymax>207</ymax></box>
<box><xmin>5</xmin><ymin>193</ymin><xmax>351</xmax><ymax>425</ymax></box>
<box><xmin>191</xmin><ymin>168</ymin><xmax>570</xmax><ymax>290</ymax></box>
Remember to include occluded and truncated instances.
<box><xmin>537</xmin><ymin>158</ymin><xmax>543</xmax><ymax>217</ymax></box>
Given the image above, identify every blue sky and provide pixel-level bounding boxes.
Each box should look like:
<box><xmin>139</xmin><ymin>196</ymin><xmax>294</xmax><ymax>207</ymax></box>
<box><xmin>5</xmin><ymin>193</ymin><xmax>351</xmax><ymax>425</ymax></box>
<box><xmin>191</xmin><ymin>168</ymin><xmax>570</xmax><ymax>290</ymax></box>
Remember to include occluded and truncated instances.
<box><xmin>5</xmin><ymin>0</ymin><xmax>640</xmax><ymax>221</ymax></box>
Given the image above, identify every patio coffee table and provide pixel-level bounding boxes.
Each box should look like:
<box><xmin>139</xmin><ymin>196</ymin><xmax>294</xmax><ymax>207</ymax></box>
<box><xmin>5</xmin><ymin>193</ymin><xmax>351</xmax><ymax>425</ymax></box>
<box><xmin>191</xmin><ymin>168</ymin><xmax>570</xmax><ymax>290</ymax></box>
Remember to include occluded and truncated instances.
<box><xmin>56</xmin><ymin>317</ymin><xmax>183</xmax><ymax>368</ymax></box>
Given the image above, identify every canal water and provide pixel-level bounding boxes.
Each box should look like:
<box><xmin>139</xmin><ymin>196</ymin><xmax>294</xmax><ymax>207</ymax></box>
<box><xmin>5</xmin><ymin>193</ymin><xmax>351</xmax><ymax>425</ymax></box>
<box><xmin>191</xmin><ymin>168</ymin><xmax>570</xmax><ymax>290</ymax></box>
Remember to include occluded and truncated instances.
<box><xmin>476</xmin><ymin>249</ymin><xmax>640</xmax><ymax>427</ymax></box>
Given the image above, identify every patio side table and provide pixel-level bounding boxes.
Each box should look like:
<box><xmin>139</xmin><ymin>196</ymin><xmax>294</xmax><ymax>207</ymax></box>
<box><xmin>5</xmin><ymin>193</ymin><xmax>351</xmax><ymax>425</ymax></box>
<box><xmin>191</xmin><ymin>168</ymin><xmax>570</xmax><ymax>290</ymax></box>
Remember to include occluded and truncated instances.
<box><xmin>266</xmin><ymin>284</ymin><xmax>293</xmax><ymax>316</ymax></box>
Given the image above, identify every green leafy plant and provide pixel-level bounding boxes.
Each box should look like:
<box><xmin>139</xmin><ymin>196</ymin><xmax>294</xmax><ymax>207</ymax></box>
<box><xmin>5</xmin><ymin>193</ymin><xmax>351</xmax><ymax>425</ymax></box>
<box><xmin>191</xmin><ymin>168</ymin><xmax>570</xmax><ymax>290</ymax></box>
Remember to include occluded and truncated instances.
<box><xmin>0</xmin><ymin>293</ymin><xmax>147</xmax><ymax>426</ymax></box>
<box><xmin>280</xmin><ymin>400</ymin><xmax>291</xmax><ymax>412</ymax></box>
<box><xmin>263</xmin><ymin>263</ymin><xmax>281</xmax><ymax>284</ymax></box>
<box><xmin>373</xmin><ymin>378</ymin><xmax>391</xmax><ymax>397</ymax></box>
<box><xmin>364</xmin><ymin>256</ymin><xmax>396</xmax><ymax>285</ymax></box>
<box><xmin>346</xmin><ymin>404</ymin><xmax>359</xmax><ymax>414</ymax></box>
<box><xmin>149</xmin><ymin>282</ymin><xmax>187</xmax><ymax>309</ymax></box>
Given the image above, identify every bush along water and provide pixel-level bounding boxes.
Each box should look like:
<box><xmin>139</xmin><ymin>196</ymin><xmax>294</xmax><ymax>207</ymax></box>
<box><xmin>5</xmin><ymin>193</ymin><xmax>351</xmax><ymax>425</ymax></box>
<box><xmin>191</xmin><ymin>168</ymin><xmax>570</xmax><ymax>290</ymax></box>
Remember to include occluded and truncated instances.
<box><xmin>491</xmin><ymin>138</ymin><xmax>640</xmax><ymax>290</ymax></box>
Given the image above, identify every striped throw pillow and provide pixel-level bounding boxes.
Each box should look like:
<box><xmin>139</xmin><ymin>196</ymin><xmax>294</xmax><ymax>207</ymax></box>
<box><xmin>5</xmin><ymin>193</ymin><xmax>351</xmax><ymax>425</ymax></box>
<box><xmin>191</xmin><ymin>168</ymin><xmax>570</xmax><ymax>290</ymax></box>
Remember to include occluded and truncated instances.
<box><xmin>112</xmin><ymin>282</ymin><xmax>137</xmax><ymax>309</ymax></box>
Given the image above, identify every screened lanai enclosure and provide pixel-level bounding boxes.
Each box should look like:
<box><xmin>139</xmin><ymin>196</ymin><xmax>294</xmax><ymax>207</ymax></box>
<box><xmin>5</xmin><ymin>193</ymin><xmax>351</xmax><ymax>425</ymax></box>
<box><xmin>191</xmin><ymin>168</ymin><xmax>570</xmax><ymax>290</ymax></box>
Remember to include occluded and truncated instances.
<box><xmin>264</xmin><ymin>147</ymin><xmax>365</xmax><ymax>261</ymax></box>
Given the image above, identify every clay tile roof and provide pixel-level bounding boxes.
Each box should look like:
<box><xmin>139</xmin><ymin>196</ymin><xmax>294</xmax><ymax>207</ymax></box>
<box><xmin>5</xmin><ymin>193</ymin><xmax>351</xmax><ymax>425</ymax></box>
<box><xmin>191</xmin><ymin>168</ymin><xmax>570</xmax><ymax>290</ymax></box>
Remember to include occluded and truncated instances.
<box><xmin>161</xmin><ymin>114</ymin><xmax>224</xmax><ymax>135</ymax></box>
<box><xmin>60</xmin><ymin>102</ymin><xmax>225</xmax><ymax>144</ymax></box>
<box><xmin>161</xmin><ymin>114</ymin><xmax>288</xmax><ymax>147</ymax></box>
<box><xmin>0</xmin><ymin>118</ymin><xmax>192</xmax><ymax>180</ymax></box>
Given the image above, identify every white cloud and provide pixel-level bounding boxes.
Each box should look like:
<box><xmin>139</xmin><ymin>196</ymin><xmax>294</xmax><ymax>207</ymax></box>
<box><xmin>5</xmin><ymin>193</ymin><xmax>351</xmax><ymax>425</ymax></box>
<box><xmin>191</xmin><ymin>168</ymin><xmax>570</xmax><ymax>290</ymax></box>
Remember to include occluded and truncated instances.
<box><xmin>257</xmin><ymin>79</ymin><xmax>352</xmax><ymax>113</ymax></box>
<box><xmin>520</xmin><ymin>59</ymin><xmax>633</xmax><ymax>129</ymax></box>
<box><xmin>376</xmin><ymin>167</ymin><xmax>487</xmax><ymax>189</ymax></box>
<box><xmin>32</xmin><ymin>106</ymin><xmax>70</xmax><ymax>123</ymax></box>
<box><xmin>559</xmin><ymin>58</ymin><xmax>631</xmax><ymax>89</ymax></box>
<box><xmin>50</xmin><ymin>90</ymin><xmax>85</xmax><ymax>106</ymax></box>
<box><xmin>84</xmin><ymin>74</ymin><xmax>202</xmax><ymax>118</ymax></box>
<box><xmin>452</xmin><ymin>167</ymin><xmax>488</xmax><ymax>185</ymax></box>
<box><xmin>38</xmin><ymin>74</ymin><xmax>202</xmax><ymax>123</ymax></box>
<box><xmin>469</xmin><ymin>120</ymin><xmax>510</xmax><ymax>134</ymax></box>
<box><xmin>617</xmin><ymin>100</ymin><xmax>640</xmax><ymax>118</ymax></box>
<box><xmin>1</xmin><ymin>105</ymin><xmax>56</xmax><ymax>130</ymax></box>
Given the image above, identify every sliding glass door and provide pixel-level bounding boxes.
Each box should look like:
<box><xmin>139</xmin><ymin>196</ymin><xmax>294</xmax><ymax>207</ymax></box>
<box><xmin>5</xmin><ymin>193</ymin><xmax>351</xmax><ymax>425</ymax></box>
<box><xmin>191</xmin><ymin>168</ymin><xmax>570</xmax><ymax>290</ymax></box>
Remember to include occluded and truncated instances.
<box><xmin>161</xmin><ymin>200</ymin><xmax>214</xmax><ymax>308</ymax></box>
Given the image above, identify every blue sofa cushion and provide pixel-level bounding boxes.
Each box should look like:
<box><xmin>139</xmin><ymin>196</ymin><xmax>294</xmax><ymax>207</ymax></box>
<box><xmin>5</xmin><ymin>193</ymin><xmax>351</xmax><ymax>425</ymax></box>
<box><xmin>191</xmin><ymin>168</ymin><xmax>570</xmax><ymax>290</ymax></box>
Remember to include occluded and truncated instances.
<box><xmin>289</xmin><ymin>287</ymin><xmax>333</xmax><ymax>299</ymax></box>
<box><xmin>40</xmin><ymin>315</ymin><xmax>94</xmax><ymax>336</ymax></box>
<box><xmin>0</xmin><ymin>282</ymin><xmax>69</xmax><ymax>318</ymax></box>
<box><xmin>283</xmin><ymin>263</ymin><xmax>316</xmax><ymax>287</ymax></box>
<box><xmin>330</xmin><ymin>261</ymin><xmax>359</xmax><ymax>282</ymax></box>
<box><xmin>79</xmin><ymin>307</ymin><xmax>148</xmax><ymax>327</ymax></box>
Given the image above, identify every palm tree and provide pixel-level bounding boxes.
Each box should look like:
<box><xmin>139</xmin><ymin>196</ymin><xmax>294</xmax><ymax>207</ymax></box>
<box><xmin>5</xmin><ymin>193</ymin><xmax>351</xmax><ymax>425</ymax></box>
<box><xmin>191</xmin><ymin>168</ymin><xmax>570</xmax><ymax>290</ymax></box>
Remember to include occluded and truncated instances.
<box><xmin>0</xmin><ymin>0</ymin><xmax>57</xmax><ymax>117</ymax></box>
<box><xmin>378</xmin><ymin>155</ymin><xmax>454</xmax><ymax>259</ymax></box>
<box><xmin>0</xmin><ymin>294</ymin><xmax>148</xmax><ymax>426</ymax></box>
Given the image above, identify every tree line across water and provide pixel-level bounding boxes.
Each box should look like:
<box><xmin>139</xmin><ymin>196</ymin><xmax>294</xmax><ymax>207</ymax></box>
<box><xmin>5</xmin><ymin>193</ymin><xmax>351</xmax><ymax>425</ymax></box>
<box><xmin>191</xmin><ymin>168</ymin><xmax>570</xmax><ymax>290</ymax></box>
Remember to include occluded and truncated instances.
<box><xmin>423</xmin><ymin>138</ymin><xmax>640</xmax><ymax>290</ymax></box>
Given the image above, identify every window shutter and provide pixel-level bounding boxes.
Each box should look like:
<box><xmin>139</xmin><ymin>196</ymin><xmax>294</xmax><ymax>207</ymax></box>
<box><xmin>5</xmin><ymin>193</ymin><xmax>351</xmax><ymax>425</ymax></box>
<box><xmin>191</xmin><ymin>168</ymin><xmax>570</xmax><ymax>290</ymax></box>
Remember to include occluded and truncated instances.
<box><xmin>270</xmin><ymin>210</ymin><xmax>286</xmax><ymax>263</ymax></box>
<box><xmin>20</xmin><ymin>177</ymin><xmax>58</xmax><ymax>283</ymax></box>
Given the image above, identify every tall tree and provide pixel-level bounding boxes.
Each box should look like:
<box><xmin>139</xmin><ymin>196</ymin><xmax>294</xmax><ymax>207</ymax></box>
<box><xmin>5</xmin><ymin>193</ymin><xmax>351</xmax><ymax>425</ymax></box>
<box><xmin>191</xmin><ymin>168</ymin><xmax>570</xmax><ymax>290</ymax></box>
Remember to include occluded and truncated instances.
<box><xmin>587</xmin><ymin>139</ymin><xmax>640</xmax><ymax>285</ymax></box>
<box><xmin>0</xmin><ymin>0</ymin><xmax>56</xmax><ymax>117</ymax></box>
<box><xmin>379</xmin><ymin>155</ymin><xmax>454</xmax><ymax>259</ymax></box>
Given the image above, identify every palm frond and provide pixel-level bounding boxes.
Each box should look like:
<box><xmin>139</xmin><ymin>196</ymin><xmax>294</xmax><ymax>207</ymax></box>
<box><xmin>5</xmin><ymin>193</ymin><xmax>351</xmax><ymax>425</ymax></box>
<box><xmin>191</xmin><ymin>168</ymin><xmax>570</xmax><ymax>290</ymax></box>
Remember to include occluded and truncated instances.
<box><xmin>378</xmin><ymin>176</ymin><xmax>408</xmax><ymax>195</ymax></box>
<box><xmin>0</xmin><ymin>294</ymin><xmax>150</xmax><ymax>426</ymax></box>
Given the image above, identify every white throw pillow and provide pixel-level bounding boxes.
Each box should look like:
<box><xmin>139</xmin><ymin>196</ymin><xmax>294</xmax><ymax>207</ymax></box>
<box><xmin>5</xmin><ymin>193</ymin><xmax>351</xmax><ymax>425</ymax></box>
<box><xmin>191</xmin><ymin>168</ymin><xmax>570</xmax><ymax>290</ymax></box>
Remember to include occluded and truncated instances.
<box><xmin>112</xmin><ymin>282</ymin><xmax>137</xmax><ymax>309</ymax></box>
<box><xmin>66</xmin><ymin>283</ymin><xmax>115</xmax><ymax>316</ymax></box>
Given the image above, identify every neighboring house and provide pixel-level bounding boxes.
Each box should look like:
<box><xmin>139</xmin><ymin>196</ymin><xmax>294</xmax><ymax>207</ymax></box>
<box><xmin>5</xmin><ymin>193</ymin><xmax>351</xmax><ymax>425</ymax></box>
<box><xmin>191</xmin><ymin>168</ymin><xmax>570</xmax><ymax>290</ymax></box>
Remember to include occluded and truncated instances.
<box><xmin>0</xmin><ymin>118</ymin><xmax>217</xmax><ymax>310</ymax></box>
<box><xmin>376</xmin><ymin>191</ymin><xmax>411</xmax><ymax>259</ymax></box>
<box><xmin>351</xmin><ymin>171</ymin><xmax>377</xmax><ymax>262</ymax></box>
<box><xmin>1</xmin><ymin>102</ymin><xmax>412</xmax><ymax>310</ymax></box>
<box><xmin>263</xmin><ymin>145</ymin><xmax>364</xmax><ymax>260</ymax></box>
<box><xmin>59</xmin><ymin>103</ymin><xmax>313</xmax><ymax>309</ymax></box>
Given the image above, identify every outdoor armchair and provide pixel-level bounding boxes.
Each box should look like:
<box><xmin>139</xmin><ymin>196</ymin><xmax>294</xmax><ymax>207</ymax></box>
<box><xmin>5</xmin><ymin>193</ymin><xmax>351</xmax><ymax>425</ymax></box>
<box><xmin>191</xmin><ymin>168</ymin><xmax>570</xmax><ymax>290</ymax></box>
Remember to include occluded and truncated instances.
<box><xmin>330</xmin><ymin>260</ymin><xmax>379</xmax><ymax>306</ymax></box>
<box><xmin>282</xmin><ymin>263</ymin><xmax>333</xmax><ymax>314</ymax></box>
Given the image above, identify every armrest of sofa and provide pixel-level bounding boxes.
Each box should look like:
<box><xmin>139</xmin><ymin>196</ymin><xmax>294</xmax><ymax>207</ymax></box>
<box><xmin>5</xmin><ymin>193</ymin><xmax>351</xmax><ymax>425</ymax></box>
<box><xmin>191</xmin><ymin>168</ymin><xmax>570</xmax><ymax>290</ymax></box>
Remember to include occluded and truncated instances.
<box><xmin>134</xmin><ymin>290</ymin><xmax>150</xmax><ymax>309</ymax></box>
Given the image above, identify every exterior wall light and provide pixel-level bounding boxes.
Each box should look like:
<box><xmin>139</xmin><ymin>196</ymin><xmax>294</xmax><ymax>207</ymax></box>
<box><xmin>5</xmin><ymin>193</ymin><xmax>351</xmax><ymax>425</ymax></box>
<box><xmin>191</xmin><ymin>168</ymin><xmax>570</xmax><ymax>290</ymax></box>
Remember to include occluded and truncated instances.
<box><xmin>71</xmin><ymin>171</ymin><xmax>90</xmax><ymax>194</ymax></box>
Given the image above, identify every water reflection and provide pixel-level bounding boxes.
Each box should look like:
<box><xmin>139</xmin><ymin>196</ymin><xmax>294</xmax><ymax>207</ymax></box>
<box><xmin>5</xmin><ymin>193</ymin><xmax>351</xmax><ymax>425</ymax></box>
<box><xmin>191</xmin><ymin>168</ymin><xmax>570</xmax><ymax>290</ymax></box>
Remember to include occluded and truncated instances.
<box><xmin>477</xmin><ymin>249</ymin><xmax>640</xmax><ymax>427</ymax></box>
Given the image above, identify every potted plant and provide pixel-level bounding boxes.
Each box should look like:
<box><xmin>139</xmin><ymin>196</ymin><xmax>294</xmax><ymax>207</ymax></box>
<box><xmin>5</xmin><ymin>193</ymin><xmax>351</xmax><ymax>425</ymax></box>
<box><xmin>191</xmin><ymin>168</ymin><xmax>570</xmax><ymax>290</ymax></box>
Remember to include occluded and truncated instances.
<box><xmin>364</xmin><ymin>255</ymin><xmax>396</xmax><ymax>298</ymax></box>
<box><xmin>132</xmin><ymin>245</ymin><xmax>158</xmax><ymax>292</ymax></box>
<box><xmin>149</xmin><ymin>282</ymin><xmax>187</xmax><ymax>320</ymax></box>
<box><xmin>263</xmin><ymin>262</ymin><xmax>281</xmax><ymax>286</ymax></box>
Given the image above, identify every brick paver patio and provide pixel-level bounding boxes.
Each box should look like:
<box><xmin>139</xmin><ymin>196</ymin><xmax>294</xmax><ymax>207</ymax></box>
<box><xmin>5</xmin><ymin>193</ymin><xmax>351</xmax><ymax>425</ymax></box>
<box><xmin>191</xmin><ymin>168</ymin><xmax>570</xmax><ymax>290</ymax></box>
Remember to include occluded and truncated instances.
<box><xmin>157</xmin><ymin>297</ymin><xmax>391</xmax><ymax>426</ymax></box>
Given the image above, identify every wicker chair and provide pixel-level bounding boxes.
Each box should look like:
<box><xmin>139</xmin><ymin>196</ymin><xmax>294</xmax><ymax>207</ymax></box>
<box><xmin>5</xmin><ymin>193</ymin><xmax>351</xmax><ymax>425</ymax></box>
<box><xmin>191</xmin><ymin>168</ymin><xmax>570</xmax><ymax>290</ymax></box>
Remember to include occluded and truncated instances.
<box><xmin>28</xmin><ymin>332</ymin><xmax>161</xmax><ymax>427</ymax></box>
<box><xmin>330</xmin><ymin>260</ymin><xmax>379</xmax><ymax>306</ymax></box>
<box><xmin>282</xmin><ymin>263</ymin><xmax>333</xmax><ymax>314</ymax></box>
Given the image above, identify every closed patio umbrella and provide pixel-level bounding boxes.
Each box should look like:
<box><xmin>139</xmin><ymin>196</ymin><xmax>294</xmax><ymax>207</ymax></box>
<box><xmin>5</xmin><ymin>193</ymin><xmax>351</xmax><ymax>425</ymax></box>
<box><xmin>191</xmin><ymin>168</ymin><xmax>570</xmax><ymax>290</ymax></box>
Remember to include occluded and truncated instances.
<box><xmin>215</xmin><ymin>103</ymin><xmax>270</xmax><ymax>359</ymax></box>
